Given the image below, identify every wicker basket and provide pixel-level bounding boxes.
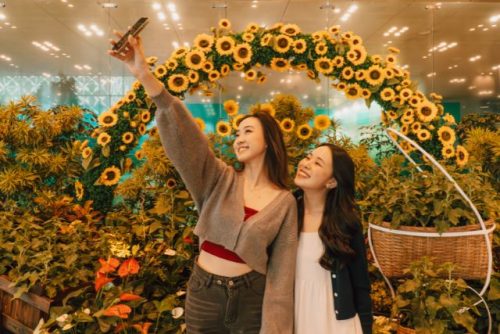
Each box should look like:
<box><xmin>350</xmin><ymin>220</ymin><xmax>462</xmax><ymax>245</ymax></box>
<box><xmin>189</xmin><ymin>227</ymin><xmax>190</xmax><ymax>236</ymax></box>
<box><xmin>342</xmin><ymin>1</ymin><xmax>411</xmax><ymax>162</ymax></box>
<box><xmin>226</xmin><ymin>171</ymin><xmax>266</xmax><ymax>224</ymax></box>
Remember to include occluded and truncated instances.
<box><xmin>397</xmin><ymin>325</ymin><xmax>416</xmax><ymax>334</ymax></box>
<box><xmin>370</xmin><ymin>221</ymin><xmax>495</xmax><ymax>279</ymax></box>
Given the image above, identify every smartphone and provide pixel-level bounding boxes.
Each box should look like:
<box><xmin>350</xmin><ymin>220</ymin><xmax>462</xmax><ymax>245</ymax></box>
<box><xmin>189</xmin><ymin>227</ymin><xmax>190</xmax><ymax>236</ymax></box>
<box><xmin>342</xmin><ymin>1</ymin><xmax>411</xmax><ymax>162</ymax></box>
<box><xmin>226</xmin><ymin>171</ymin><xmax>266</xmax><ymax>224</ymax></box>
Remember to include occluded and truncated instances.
<box><xmin>112</xmin><ymin>17</ymin><xmax>149</xmax><ymax>53</ymax></box>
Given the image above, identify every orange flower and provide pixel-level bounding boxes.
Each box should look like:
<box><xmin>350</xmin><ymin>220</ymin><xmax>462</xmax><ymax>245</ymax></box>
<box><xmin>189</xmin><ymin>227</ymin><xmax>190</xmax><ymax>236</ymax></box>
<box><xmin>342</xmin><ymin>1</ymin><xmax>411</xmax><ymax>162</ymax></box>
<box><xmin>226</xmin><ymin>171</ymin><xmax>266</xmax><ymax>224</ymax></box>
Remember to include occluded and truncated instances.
<box><xmin>132</xmin><ymin>322</ymin><xmax>153</xmax><ymax>334</ymax></box>
<box><xmin>98</xmin><ymin>257</ymin><xmax>120</xmax><ymax>274</ymax></box>
<box><xmin>118</xmin><ymin>258</ymin><xmax>140</xmax><ymax>277</ymax></box>
<box><xmin>95</xmin><ymin>272</ymin><xmax>113</xmax><ymax>291</ymax></box>
<box><xmin>119</xmin><ymin>292</ymin><xmax>143</xmax><ymax>301</ymax></box>
<box><xmin>102</xmin><ymin>304</ymin><xmax>132</xmax><ymax>319</ymax></box>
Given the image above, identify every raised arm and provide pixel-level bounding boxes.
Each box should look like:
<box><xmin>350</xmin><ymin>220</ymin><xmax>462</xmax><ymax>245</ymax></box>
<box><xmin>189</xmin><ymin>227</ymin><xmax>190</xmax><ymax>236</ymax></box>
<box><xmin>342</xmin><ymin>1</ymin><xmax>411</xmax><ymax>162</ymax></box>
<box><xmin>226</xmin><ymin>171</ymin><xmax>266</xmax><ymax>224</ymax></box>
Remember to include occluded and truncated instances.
<box><xmin>108</xmin><ymin>33</ymin><xmax>227</xmax><ymax>208</ymax></box>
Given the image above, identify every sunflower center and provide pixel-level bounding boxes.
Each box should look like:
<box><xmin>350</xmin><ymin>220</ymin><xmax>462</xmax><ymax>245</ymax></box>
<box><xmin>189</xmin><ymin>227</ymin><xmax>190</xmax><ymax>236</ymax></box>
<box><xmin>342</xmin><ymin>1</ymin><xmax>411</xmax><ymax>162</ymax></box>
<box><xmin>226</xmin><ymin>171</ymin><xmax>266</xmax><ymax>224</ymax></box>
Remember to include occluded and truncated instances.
<box><xmin>278</xmin><ymin>38</ymin><xmax>288</xmax><ymax>48</ymax></box>
<box><xmin>277</xmin><ymin>60</ymin><xmax>286</xmax><ymax>67</ymax></box>
<box><xmin>442</xmin><ymin>132</ymin><xmax>451</xmax><ymax>140</ymax></box>
<box><xmin>105</xmin><ymin>171</ymin><xmax>116</xmax><ymax>180</ymax></box>
<box><xmin>348</xmin><ymin>88</ymin><xmax>358</xmax><ymax>96</ymax></box>
<box><xmin>104</xmin><ymin>116</ymin><xmax>114</xmax><ymax>123</ymax></box>
<box><xmin>221</xmin><ymin>41</ymin><xmax>231</xmax><ymax>50</ymax></box>
<box><xmin>174</xmin><ymin>77</ymin><xmax>185</xmax><ymax>86</ymax></box>
<box><xmin>421</xmin><ymin>107</ymin><xmax>431</xmax><ymax>116</ymax></box>
<box><xmin>285</xmin><ymin>28</ymin><xmax>295</xmax><ymax>34</ymax></box>
<box><xmin>370</xmin><ymin>70</ymin><xmax>381</xmax><ymax>80</ymax></box>
<box><xmin>320</xmin><ymin>61</ymin><xmax>330</xmax><ymax>70</ymax></box>
<box><xmin>300</xmin><ymin>128</ymin><xmax>309</xmax><ymax>135</ymax></box>
<box><xmin>200</xmin><ymin>40</ymin><xmax>209</xmax><ymax>48</ymax></box>
<box><xmin>191</xmin><ymin>54</ymin><xmax>201</xmax><ymax>64</ymax></box>
<box><xmin>238</xmin><ymin>48</ymin><xmax>248</xmax><ymax>57</ymax></box>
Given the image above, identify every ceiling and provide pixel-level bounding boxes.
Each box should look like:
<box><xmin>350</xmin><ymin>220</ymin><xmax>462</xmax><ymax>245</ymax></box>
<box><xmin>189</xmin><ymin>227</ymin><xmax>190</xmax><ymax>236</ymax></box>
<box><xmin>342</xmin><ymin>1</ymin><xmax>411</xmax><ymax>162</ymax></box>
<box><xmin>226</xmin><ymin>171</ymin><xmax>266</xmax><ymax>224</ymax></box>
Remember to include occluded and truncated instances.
<box><xmin>0</xmin><ymin>0</ymin><xmax>499</xmax><ymax>112</ymax></box>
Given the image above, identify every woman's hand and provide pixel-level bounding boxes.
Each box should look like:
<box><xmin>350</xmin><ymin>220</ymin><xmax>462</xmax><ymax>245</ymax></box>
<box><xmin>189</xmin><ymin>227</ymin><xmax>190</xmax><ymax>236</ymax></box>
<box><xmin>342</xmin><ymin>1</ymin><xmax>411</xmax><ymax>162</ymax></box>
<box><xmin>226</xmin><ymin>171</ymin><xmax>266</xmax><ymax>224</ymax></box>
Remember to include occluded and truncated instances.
<box><xmin>108</xmin><ymin>30</ymin><xmax>149</xmax><ymax>79</ymax></box>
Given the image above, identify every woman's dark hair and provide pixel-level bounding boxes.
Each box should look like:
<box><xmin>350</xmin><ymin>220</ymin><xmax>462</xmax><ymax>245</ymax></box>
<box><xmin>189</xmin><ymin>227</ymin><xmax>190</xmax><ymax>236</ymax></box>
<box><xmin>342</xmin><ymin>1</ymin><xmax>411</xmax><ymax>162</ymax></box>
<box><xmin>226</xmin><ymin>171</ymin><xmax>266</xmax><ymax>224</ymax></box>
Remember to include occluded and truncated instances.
<box><xmin>236</xmin><ymin>111</ymin><xmax>289</xmax><ymax>189</ymax></box>
<box><xmin>296</xmin><ymin>143</ymin><xmax>361</xmax><ymax>270</ymax></box>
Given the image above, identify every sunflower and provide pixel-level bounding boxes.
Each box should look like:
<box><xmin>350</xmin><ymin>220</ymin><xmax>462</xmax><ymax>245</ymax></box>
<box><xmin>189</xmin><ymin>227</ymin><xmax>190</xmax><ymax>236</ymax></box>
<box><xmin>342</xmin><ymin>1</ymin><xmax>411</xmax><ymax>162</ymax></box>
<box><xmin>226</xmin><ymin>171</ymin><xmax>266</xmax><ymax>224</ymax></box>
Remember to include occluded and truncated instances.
<box><xmin>292</xmin><ymin>39</ymin><xmax>307</xmax><ymax>54</ymax></box>
<box><xmin>274</xmin><ymin>34</ymin><xmax>293</xmax><ymax>53</ymax></box>
<box><xmin>245</xmin><ymin>22</ymin><xmax>260</xmax><ymax>33</ymax></box>
<box><xmin>328</xmin><ymin>25</ymin><xmax>340</xmax><ymax>34</ymax></box>
<box><xmin>315</xmin><ymin>42</ymin><xmax>328</xmax><ymax>55</ymax></box>
<box><xmin>168</xmin><ymin>74</ymin><xmax>189</xmax><ymax>93</ymax></box>
<box><xmin>442</xmin><ymin>145</ymin><xmax>455</xmax><ymax>159</ymax></box>
<box><xmin>171</xmin><ymin>47</ymin><xmax>188</xmax><ymax>59</ymax></box>
<box><xmin>430</xmin><ymin>92</ymin><xmax>443</xmax><ymax>101</ymax></box>
<box><xmin>385</xmin><ymin>68</ymin><xmax>395</xmax><ymax>79</ymax></box>
<box><xmin>126</xmin><ymin>91</ymin><xmax>136</xmax><ymax>103</ymax></box>
<box><xmin>233</xmin><ymin>63</ymin><xmax>244</xmax><ymax>71</ymax></box>
<box><xmin>342</xmin><ymin>31</ymin><xmax>354</xmax><ymax>41</ymax></box>
<box><xmin>417</xmin><ymin>129</ymin><xmax>432</xmax><ymax>141</ymax></box>
<box><xmin>220</xmin><ymin>64</ymin><xmax>230</xmax><ymax>77</ymax></box>
<box><xmin>119</xmin><ymin>145</ymin><xmax>126</xmax><ymax>151</ymax></box>
<box><xmin>100</xmin><ymin>166</ymin><xmax>121</xmax><ymax>186</ymax></box>
<box><xmin>365</xmin><ymin>65</ymin><xmax>385</xmax><ymax>86</ymax></box>
<box><xmin>132</xmin><ymin>80</ymin><xmax>142</xmax><ymax>91</ymax></box>
<box><xmin>403</xmin><ymin>109</ymin><xmax>414</xmax><ymax>119</ymax></box>
<box><xmin>138</xmin><ymin>123</ymin><xmax>147</xmax><ymax>135</ymax></box>
<box><xmin>271</xmin><ymin>58</ymin><xmax>290</xmax><ymax>72</ymax></box>
<box><xmin>401</xmin><ymin>79</ymin><xmax>411</xmax><ymax>87</ymax></box>
<box><xmin>409</xmin><ymin>95</ymin><xmax>421</xmax><ymax>107</ymax></box>
<box><xmin>346</xmin><ymin>46</ymin><xmax>367</xmax><ymax>66</ymax></box>
<box><xmin>219</xmin><ymin>18</ymin><xmax>231</xmax><ymax>29</ymax></box>
<box><xmin>280</xmin><ymin>118</ymin><xmax>295</xmax><ymax>133</ymax></box>
<box><xmin>386</xmin><ymin>54</ymin><xmax>397</xmax><ymax>66</ymax></box>
<box><xmin>380</xmin><ymin>87</ymin><xmax>396</xmax><ymax>101</ymax></box>
<box><xmin>242</xmin><ymin>32</ymin><xmax>255</xmax><ymax>42</ymax></box>
<box><xmin>332</xmin><ymin>56</ymin><xmax>345</xmax><ymax>68</ymax></box>
<box><xmin>97</xmin><ymin>132</ymin><xmax>111</xmax><ymax>146</ymax></box>
<box><xmin>416</xmin><ymin>100</ymin><xmax>438</xmax><ymax>123</ymax></box>
<box><xmin>443</xmin><ymin>113</ymin><xmax>456</xmax><ymax>124</ymax></box>
<box><xmin>350</xmin><ymin>35</ymin><xmax>363</xmax><ymax>46</ymax></box>
<box><xmin>165</xmin><ymin>59</ymin><xmax>177</xmax><ymax>70</ymax></box>
<box><xmin>314</xmin><ymin>57</ymin><xmax>333</xmax><ymax>74</ymax></box>
<box><xmin>194</xmin><ymin>33</ymin><xmax>214</xmax><ymax>52</ymax></box>
<box><xmin>307</xmin><ymin>70</ymin><xmax>317</xmax><ymax>80</ymax></box>
<box><xmin>153</xmin><ymin>65</ymin><xmax>167</xmax><ymax>78</ymax></box>
<box><xmin>437</xmin><ymin>126</ymin><xmax>456</xmax><ymax>145</ymax></box>
<box><xmin>149</xmin><ymin>127</ymin><xmax>158</xmax><ymax>137</ymax></box>
<box><xmin>259</xmin><ymin>103</ymin><xmax>276</xmax><ymax>117</ymax></box>
<box><xmin>387</xmin><ymin>110</ymin><xmax>398</xmax><ymax>120</ymax></box>
<box><xmin>399</xmin><ymin>88</ymin><xmax>413</xmax><ymax>101</ymax></box>
<box><xmin>257</xmin><ymin>75</ymin><xmax>267</xmax><ymax>84</ymax></box>
<box><xmin>297</xmin><ymin>124</ymin><xmax>313</xmax><ymax>140</ymax></box>
<box><xmin>336</xmin><ymin>82</ymin><xmax>347</xmax><ymax>90</ymax></box>
<box><xmin>260</xmin><ymin>33</ymin><xmax>273</xmax><ymax>46</ymax></box>
<box><xmin>208</xmin><ymin>70</ymin><xmax>220</xmax><ymax>82</ymax></box>
<box><xmin>280</xmin><ymin>23</ymin><xmax>301</xmax><ymax>36</ymax></box>
<box><xmin>371</xmin><ymin>55</ymin><xmax>382</xmax><ymax>64</ymax></box>
<box><xmin>312</xmin><ymin>31</ymin><xmax>326</xmax><ymax>42</ymax></box>
<box><xmin>232</xmin><ymin>114</ymin><xmax>245</xmax><ymax>130</ymax></box>
<box><xmin>401</xmin><ymin>116</ymin><xmax>414</xmax><ymax>125</ymax></box>
<box><xmin>188</xmin><ymin>70</ymin><xmax>200</xmax><ymax>83</ymax></box>
<box><xmin>233</xmin><ymin>43</ymin><xmax>253</xmax><ymax>64</ymax></box>
<box><xmin>345</xmin><ymin>83</ymin><xmax>362</xmax><ymax>100</ymax></box>
<box><xmin>122</xmin><ymin>132</ymin><xmax>134</xmax><ymax>144</ymax></box>
<box><xmin>194</xmin><ymin>118</ymin><xmax>206</xmax><ymax>132</ymax></box>
<box><xmin>411</xmin><ymin>122</ymin><xmax>422</xmax><ymax>133</ymax></box>
<box><xmin>166</xmin><ymin>178</ymin><xmax>177</xmax><ymax>190</ymax></box>
<box><xmin>341</xmin><ymin>66</ymin><xmax>354</xmax><ymax>80</ymax></box>
<box><xmin>314</xmin><ymin>115</ymin><xmax>331</xmax><ymax>131</ymax></box>
<box><xmin>224</xmin><ymin>99</ymin><xmax>239</xmax><ymax>116</ymax></box>
<box><xmin>184</xmin><ymin>50</ymin><xmax>205</xmax><ymax>70</ymax></box>
<box><xmin>146</xmin><ymin>56</ymin><xmax>158</xmax><ymax>65</ymax></box>
<box><xmin>202</xmin><ymin>61</ymin><xmax>214</xmax><ymax>73</ymax></box>
<box><xmin>361</xmin><ymin>89</ymin><xmax>371</xmax><ymax>99</ymax></box>
<box><xmin>82</xmin><ymin>147</ymin><xmax>92</xmax><ymax>159</ymax></box>
<box><xmin>245</xmin><ymin>69</ymin><xmax>257</xmax><ymax>81</ymax></box>
<box><xmin>216</xmin><ymin>121</ymin><xmax>232</xmax><ymax>137</ymax></box>
<box><xmin>453</xmin><ymin>147</ymin><xmax>469</xmax><ymax>165</ymax></box>
<box><xmin>388</xmin><ymin>47</ymin><xmax>400</xmax><ymax>54</ymax></box>
<box><xmin>295</xmin><ymin>63</ymin><xmax>308</xmax><ymax>71</ymax></box>
<box><xmin>355</xmin><ymin>70</ymin><xmax>366</xmax><ymax>81</ymax></box>
<box><xmin>215</xmin><ymin>36</ymin><xmax>236</xmax><ymax>55</ymax></box>
<box><xmin>98</xmin><ymin>111</ymin><xmax>118</xmax><ymax>128</ymax></box>
<box><xmin>135</xmin><ymin>150</ymin><xmax>144</xmax><ymax>160</ymax></box>
<box><xmin>401</xmin><ymin>124</ymin><xmax>410</xmax><ymax>135</ymax></box>
<box><xmin>141</xmin><ymin>110</ymin><xmax>151</xmax><ymax>123</ymax></box>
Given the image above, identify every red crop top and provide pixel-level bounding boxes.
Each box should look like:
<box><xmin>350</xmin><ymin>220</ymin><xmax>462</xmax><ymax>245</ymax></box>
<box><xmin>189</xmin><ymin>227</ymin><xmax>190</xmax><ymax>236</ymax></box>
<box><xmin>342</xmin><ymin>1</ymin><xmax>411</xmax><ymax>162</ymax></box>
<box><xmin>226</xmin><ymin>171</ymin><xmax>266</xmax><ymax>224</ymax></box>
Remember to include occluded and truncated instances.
<box><xmin>200</xmin><ymin>206</ymin><xmax>258</xmax><ymax>263</ymax></box>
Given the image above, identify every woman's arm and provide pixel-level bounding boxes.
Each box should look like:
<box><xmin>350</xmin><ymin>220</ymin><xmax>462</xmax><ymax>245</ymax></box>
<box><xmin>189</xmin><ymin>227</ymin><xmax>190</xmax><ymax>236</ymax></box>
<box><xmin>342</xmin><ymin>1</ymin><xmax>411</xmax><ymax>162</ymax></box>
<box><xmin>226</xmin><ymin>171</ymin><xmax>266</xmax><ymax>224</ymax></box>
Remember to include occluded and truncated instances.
<box><xmin>109</xmin><ymin>33</ymin><xmax>227</xmax><ymax>208</ymax></box>
<box><xmin>261</xmin><ymin>201</ymin><xmax>298</xmax><ymax>334</ymax></box>
<box><xmin>348</xmin><ymin>228</ymin><xmax>373</xmax><ymax>334</ymax></box>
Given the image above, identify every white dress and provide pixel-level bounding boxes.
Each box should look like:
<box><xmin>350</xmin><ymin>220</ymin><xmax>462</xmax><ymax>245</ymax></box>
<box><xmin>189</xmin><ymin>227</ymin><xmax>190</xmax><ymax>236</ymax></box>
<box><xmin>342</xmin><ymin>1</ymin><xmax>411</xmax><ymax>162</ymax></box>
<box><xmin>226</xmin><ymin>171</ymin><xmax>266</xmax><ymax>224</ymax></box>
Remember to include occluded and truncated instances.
<box><xmin>295</xmin><ymin>232</ymin><xmax>362</xmax><ymax>334</ymax></box>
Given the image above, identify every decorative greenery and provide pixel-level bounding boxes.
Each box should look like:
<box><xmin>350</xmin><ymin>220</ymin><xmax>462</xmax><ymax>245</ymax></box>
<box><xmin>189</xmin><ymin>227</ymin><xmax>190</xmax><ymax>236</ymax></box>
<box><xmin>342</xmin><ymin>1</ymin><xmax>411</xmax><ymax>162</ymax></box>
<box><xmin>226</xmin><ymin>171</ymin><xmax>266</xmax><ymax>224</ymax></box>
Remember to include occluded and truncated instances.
<box><xmin>358</xmin><ymin>155</ymin><xmax>499</xmax><ymax>232</ymax></box>
<box><xmin>393</xmin><ymin>257</ymin><xmax>480</xmax><ymax>334</ymax></box>
<box><xmin>456</xmin><ymin>112</ymin><xmax>500</xmax><ymax>139</ymax></box>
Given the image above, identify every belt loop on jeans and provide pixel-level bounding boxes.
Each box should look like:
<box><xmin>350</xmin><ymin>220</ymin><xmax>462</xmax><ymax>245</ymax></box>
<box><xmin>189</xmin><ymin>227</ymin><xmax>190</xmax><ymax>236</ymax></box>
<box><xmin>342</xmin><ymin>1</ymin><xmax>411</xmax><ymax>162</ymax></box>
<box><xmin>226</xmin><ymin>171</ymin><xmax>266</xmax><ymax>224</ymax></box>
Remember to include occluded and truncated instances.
<box><xmin>205</xmin><ymin>274</ymin><xmax>213</xmax><ymax>288</ymax></box>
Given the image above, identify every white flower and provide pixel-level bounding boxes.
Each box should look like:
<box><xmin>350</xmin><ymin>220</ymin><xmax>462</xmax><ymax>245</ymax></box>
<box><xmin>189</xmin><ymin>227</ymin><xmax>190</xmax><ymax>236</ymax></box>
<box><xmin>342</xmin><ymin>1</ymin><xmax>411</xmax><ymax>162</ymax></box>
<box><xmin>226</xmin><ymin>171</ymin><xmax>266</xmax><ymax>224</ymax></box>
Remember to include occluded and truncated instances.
<box><xmin>176</xmin><ymin>290</ymin><xmax>186</xmax><ymax>297</ymax></box>
<box><xmin>83</xmin><ymin>308</ymin><xmax>91</xmax><ymax>315</ymax></box>
<box><xmin>164</xmin><ymin>248</ymin><xmax>177</xmax><ymax>256</ymax></box>
<box><xmin>56</xmin><ymin>314</ymin><xmax>69</xmax><ymax>323</ymax></box>
<box><xmin>172</xmin><ymin>307</ymin><xmax>184</xmax><ymax>319</ymax></box>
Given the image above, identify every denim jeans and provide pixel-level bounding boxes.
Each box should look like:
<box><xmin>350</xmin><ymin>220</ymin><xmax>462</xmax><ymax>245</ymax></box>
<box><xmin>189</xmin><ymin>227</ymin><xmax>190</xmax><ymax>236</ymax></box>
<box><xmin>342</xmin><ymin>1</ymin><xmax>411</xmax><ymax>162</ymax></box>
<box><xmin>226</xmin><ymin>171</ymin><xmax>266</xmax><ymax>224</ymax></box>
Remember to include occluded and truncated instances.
<box><xmin>185</xmin><ymin>260</ymin><xmax>266</xmax><ymax>334</ymax></box>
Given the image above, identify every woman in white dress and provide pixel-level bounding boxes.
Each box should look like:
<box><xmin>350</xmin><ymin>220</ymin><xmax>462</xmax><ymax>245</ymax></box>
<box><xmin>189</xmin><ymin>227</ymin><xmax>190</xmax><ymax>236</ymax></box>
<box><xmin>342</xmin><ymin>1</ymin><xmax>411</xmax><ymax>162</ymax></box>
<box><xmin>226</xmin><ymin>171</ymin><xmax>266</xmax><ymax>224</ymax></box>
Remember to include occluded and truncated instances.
<box><xmin>294</xmin><ymin>143</ymin><xmax>373</xmax><ymax>334</ymax></box>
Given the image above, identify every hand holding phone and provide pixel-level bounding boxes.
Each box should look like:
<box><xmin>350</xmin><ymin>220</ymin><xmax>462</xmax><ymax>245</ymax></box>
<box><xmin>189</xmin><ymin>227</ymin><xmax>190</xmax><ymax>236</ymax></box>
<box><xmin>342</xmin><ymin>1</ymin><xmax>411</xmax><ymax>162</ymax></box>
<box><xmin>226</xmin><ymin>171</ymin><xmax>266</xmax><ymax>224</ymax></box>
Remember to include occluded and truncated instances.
<box><xmin>112</xmin><ymin>17</ymin><xmax>149</xmax><ymax>53</ymax></box>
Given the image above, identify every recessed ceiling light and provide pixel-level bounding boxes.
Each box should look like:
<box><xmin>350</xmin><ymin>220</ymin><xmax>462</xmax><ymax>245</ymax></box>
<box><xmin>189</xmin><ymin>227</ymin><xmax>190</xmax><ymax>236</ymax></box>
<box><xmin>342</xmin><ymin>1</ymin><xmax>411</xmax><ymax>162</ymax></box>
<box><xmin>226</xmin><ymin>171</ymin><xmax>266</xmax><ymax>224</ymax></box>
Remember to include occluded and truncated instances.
<box><xmin>469</xmin><ymin>55</ymin><xmax>481</xmax><ymax>62</ymax></box>
<box><xmin>167</xmin><ymin>3</ymin><xmax>176</xmax><ymax>12</ymax></box>
<box><xmin>152</xmin><ymin>2</ymin><xmax>161</xmax><ymax>10</ymax></box>
<box><xmin>158</xmin><ymin>12</ymin><xmax>166</xmax><ymax>20</ymax></box>
<box><xmin>0</xmin><ymin>14</ymin><xmax>5</xmax><ymax>20</ymax></box>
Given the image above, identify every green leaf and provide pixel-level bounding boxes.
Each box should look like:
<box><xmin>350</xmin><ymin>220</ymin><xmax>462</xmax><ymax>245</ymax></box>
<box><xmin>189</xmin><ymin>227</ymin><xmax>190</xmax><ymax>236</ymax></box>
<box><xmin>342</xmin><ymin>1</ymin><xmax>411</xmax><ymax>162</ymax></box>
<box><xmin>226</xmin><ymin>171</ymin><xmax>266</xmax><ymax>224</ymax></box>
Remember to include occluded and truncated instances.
<box><xmin>487</xmin><ymin>277</ymin><xmax>500</xmax><ymax>300</ymax></box>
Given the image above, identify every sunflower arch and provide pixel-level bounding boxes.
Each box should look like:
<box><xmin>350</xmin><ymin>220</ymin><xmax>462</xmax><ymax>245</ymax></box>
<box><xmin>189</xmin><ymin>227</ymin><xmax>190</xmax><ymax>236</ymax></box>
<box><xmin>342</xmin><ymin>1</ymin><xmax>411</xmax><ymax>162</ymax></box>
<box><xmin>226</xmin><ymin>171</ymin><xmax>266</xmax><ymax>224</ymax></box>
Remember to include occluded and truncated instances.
<box><xmin>83</xmin><ymin>19</ymin><xmax>467</xmax><ymax>210</ymax></box>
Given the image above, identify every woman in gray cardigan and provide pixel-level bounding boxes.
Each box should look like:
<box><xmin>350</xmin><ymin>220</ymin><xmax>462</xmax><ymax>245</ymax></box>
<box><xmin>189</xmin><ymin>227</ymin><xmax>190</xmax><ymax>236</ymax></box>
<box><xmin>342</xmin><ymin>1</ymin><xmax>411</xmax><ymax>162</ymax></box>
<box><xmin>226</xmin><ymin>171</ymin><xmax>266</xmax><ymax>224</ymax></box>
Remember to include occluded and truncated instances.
<box><xmin>109</xmin><ymin>33</ymin><xmax>297</xmax><ymax>333</ymax></box>
<box><xmin>294</xmin><ymin>143</ymin><xmax>373</xmax><ymax>334</ymax></box>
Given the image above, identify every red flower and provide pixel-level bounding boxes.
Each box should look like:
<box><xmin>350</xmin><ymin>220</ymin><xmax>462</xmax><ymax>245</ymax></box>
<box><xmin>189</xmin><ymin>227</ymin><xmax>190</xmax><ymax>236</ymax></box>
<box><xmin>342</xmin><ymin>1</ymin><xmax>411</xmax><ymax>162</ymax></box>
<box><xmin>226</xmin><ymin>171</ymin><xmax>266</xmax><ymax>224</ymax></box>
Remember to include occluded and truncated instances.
<box><xmin>118</xmin><ymin>258</ymin><xmax>140</xmax><ymax>278</ymax></box>
<box><xmin>95</xmin><ymin>272</ymin><xmax>113</xmax><ymax>291</ymax></box>
<box><xmin>119</xmin><ymin>292</ymin><xmax>143</xmax><ymax>301</ymax></box>
<box><xmin>183</xmin><ymin>236</ymin><xmax>194</xmax><ymax>244</ymax></box>
<box><xmin>102</xmin><ymin>304</ymin><xmax>132</xmax><ymax>319</ymax></box>
<box><xmin>132</xmin><ymin>322</ymin><xmax>153</xmax><ymax>334</ymax></box>
<box><xmin>98</xmin><ymin>257</ymin><xmax>120</xmax><ymax>274</ymax></box>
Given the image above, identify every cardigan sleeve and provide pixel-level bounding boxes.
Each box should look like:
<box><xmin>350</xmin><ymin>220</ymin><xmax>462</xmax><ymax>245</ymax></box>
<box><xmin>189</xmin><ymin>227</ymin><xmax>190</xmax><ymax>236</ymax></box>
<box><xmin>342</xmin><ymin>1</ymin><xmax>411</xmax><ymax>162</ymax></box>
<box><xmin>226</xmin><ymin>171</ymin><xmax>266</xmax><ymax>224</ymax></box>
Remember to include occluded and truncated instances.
<box><xmin>347</xmin><ymin>228</ymin><xmax>373</xmax><ymax>334</ymax></box>
<box><xmin>260</xmin><ymin>201</ymin><xmax>298</xmax><ymax>334</ymax></box>
<box><xmin>152</xmin><ymin>89</ymin><xmax>227</xmax><ymax>209</ymax></box>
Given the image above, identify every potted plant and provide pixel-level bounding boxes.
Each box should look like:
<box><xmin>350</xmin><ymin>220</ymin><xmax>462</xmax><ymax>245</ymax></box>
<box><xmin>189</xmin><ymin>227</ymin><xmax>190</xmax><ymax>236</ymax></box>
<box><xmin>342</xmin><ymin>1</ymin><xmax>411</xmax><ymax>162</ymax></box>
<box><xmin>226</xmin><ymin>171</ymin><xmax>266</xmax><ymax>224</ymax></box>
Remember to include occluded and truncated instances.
<box><xmin>393</xmin><ymin>257</ymin><xmax>480</xmax><ymax>334</ymax></box>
